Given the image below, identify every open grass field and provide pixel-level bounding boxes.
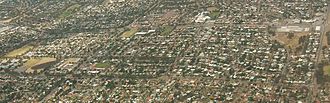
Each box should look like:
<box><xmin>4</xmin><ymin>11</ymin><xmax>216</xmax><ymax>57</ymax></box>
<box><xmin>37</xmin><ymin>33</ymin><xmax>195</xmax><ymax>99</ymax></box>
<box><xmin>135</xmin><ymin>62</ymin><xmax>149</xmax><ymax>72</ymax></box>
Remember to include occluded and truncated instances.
<box><xmin>323</xmin><ymin>65</ymin><xmax>330</xmax><ymax>76</ymax></box>
<box><xmin>207</xmin><ymin>7</ymin><xmax>220</xmax><ymax>19</ymax></box>
<box><xmin>24</xmin><ymin>58</ymin><xmax>56</xmax><ymax>73</ymax></box>
<box><xmin>5</xmin><ymin>45</ymin><xmax>34</xmax><ymax>57</ymax></box>
<box><xmin>161</xmin><ymin>26</ymin><xmax>175</xmax><ymax>35</ymax></box>
<box><xmin>94</xmin><ymin>63</ymin><xmax>111</xmax><ymax>68</ymax></box>
<box><xmin>209</xmin><ymin>11</ymin><xmax>220</xmax><ymax>19</ymax></box>
<box><xmin>121</xmin><ymin>28</ymin><xmax>139</xmax><ymax>38</ymax></box>
<box><xmin>59</xmin><ymin>4</ymin><xmax>81</xmax><ymax>19</ymax></box>
<box><xmin>273</xmin><ymin>32</ymin><xmax>309</xmax><ymax>50</ymax></box>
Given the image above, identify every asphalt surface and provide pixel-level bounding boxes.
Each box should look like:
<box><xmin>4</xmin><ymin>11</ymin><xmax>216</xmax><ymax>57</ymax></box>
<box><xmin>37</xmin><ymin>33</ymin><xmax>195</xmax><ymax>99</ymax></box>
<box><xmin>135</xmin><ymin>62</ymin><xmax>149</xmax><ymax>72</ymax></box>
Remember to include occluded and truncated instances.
<box><xmin>310</xmin><ymin>4</ymin><xmax>330</xmax><ymax>102</ymax></box>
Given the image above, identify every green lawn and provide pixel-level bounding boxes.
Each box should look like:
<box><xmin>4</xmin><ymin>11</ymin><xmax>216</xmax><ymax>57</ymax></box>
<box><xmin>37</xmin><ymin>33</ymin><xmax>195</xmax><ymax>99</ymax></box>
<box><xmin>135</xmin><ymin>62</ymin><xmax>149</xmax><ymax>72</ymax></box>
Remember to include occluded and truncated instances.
<box><xmin>160</xmin><ymin>26</ymin><xmax>175</xmax><ymax>35</ymax></box>
<box><xmin>95</xmin><ymin>63</ymin><xmax>110</xmax><ymax>68</ymax></box>
<box><xmin>323</xmin><ymin>65</ymin><xmax>330</xmax><ymax>76</ymax></box>
<box><xmin>105</xmin><ymin>81</ymin><xmax>116</xmax><ymax>89</ymax></box>
<box><xmin>209</xmin><ymin>11</ymin><xmax>220</xmax><ymax>19</ymax></box>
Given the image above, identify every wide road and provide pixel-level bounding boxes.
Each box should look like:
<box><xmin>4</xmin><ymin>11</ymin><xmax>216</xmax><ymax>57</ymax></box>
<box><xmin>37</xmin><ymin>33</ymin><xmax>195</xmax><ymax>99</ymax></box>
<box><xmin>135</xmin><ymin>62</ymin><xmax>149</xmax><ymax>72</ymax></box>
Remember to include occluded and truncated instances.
<box><xmin>310</xmin><ymin>4</ymin><xmax>330</xmax><ymax>102</ymax></box>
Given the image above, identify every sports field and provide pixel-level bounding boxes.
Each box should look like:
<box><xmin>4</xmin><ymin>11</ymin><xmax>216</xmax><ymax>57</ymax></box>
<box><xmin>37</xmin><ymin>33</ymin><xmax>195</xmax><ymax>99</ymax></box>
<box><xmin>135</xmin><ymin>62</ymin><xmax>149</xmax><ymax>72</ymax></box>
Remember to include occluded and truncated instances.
<box><xmin>95</xmin><ymin>63</ymin><xmax>111</xmax><ymax>68</ymax></box>
<box><xmin>24</xmin><ymin>58</ymin><xmax>56</xmax><ymax>73</ymax></box>
<box><xmin>5</xmin><ymin>45</ymin><xmax>33</xmax><ymax>57</ymax></box>
<box><xmin>121</xmin><ymin>28</ymin><xmax>139</xmax><ymax>38</ymax></box>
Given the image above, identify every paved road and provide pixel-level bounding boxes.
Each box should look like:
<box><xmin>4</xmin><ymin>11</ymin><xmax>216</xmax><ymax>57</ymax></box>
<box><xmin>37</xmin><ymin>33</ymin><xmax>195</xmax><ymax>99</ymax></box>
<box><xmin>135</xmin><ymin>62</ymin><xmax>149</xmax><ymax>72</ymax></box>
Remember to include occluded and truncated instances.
<box><xmin>310</xmin><ymin>4</ymin><xmax>330</xmax><ymax>102</ymax></box>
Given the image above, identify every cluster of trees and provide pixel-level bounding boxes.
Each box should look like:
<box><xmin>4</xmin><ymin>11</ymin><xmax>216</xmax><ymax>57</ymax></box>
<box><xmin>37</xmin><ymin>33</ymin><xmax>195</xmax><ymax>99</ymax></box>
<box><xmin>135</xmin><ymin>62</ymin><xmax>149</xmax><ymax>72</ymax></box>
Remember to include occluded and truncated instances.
<box><xmin>287</xmin><ymin>32</ymin><xmax>295</xmax><ymax>39</ymax></box>
<box><xmin>316</xmin><ymin>63</ymin><xmax>325</xmax><ymax>85</ymax></box>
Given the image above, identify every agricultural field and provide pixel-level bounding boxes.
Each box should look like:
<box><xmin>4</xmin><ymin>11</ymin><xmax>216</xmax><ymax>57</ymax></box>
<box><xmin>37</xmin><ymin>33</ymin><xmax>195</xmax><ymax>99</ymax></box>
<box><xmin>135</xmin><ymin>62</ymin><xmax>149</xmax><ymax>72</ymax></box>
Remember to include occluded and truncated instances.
<box><xmin>5</xmin><ymin>45</ymin><xmax>34</xmax><ymax>57</ymax></box>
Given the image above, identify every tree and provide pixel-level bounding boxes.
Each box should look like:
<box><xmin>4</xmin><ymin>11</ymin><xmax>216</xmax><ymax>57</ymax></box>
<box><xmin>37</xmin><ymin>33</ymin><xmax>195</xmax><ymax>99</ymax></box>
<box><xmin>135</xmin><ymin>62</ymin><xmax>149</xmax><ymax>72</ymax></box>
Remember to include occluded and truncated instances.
<box><xmin>287</xmin><ymin>32</ymin><xmax>294</xmax><ymax>39</ymax></box>
<box><xmin>105</xmin><ymin>81</ymin><xmax>116</xmax><ymax>89</ymax></box>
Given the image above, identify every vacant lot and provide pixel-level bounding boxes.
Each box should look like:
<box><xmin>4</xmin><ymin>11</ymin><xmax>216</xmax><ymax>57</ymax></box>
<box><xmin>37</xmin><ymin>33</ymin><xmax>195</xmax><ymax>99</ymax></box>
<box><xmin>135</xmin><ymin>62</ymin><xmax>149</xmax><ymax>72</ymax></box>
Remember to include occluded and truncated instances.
<box><xmin>5</xmin><ymin>45</ymin><xmax>34</xmax><ymax>57</ymax></box>
<box><xmin>121</xmin><ymin>28</ymin><xmax>139</xmax><ymax>38</ymax></box>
